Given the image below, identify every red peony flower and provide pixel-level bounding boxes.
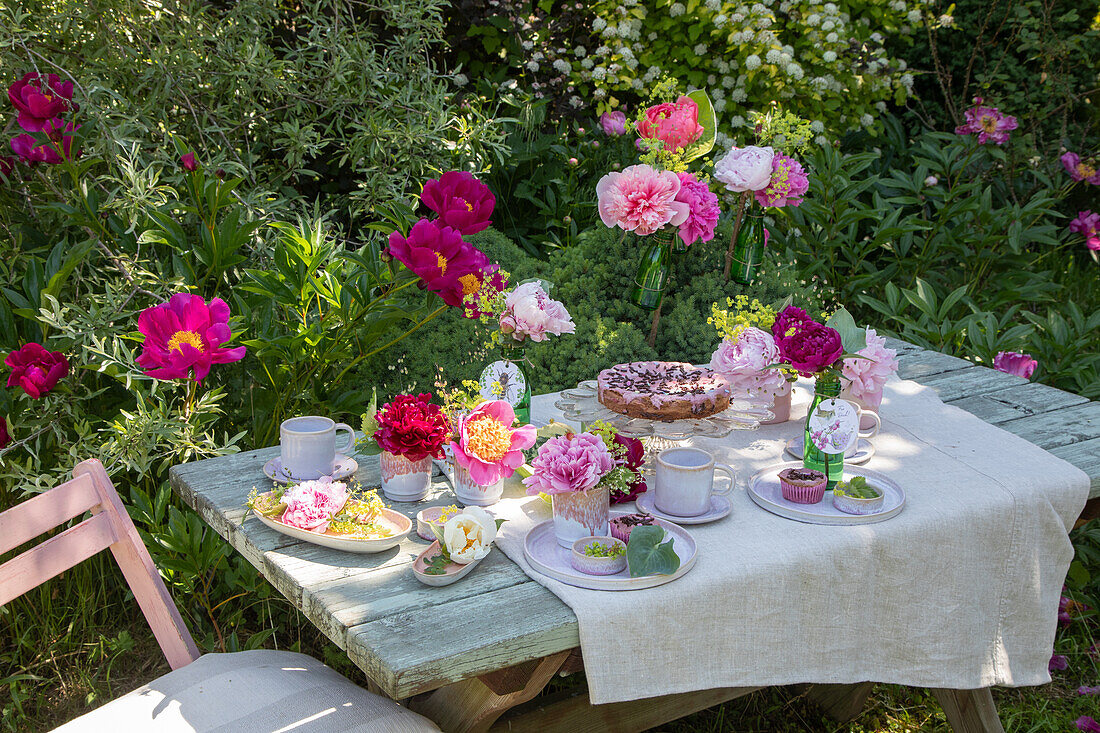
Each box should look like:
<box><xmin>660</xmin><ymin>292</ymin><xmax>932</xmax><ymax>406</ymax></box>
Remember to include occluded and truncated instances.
<box><xmin>777</xmin><ymin>321</ymin><xmax>843</xmax><ymax>376</ymax></box>
<box><xmin>610</xmin><ymin>432</ymin><xmax>647</xmax><ymax>504</ymax></box>
<box><xmin>180</xmin><ymin>152</ymin><xmax>198</xmax><ymax>172</ymax></box>
<box><xmin>8</xmin><ymin>72</ymin><xmax>76</xmax><ymax>132</ymax></box>
<box><xmin>0</xmin><ymin>416</ymin><xmax>10</xmax><ymax>449</ymax></box>
<box><xmin>5</xmin><ymin>342</ymin><xmax>70</xmax><ymax>399</ymax></box>
<box><xmin>387</xmin><ymin>219</ymin><xmax>491</xmax><ymax>308</ymax></box>
<box><xmin>421</xmin><ymin>171</ymin><xmax>495</xmax><ymax>235</ymax></box>
<box><xmin>771</xmin><ymin>306</ymin><xmax>814</xmax><ymax>341</ymax></box>
<box><xmin>373</xmin><ymin>393</ymin><xmax>450</xmax><ymax>461</ymax></box>
<box><xmin>136</xmin><ymin>293</ymin><xmax>247</xmax><ymax>383</ymax></box>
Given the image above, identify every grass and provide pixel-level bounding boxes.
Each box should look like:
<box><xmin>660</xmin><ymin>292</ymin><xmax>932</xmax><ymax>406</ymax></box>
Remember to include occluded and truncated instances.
<box><xmin>4</xmin><ymin>530</ymin><xmax>1097</xmax><ymax>732</ymax></box>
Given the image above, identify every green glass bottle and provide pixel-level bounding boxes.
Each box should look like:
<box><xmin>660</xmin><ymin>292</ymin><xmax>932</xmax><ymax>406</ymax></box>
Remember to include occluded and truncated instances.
<box><xmin>631</xmin><ymin>228</ymin><xmax>674</xmax><ymax>311</ymax></box>
<box><xmin>803</xmin><ymin>371</ymin><xmax>844</xmax><ymax>489</ymax></box>
<box><xmin>499</xmin><ymin>342</ymin><xmax>532</xmax><ymax>425</ymax></box>
<box><xmin>731</xmin><ymin>211</ymin><xmax>766</xmax><ymax>285</ymax></box>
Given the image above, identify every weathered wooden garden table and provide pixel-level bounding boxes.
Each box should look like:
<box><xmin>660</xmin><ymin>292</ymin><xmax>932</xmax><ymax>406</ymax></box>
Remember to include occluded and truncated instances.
<box><xmin>169</xmin><ymin>338</ymin><xmax>1099</xmax><ymax>733</ymax></box>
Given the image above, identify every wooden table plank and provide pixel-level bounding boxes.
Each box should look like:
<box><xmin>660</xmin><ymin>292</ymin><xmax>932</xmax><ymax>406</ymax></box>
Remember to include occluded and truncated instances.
<box><xmin>997</xmin><ymin>401</ymin><xmax>1100</xmax><ymax>451</ymax></box>
<box><xmin>1048</xmin><ymin>439</ymin><xmax>1100</xmax><ymax>500</ymax></box>
<box><xmin>345</xmin><ymin>581</ymin><xmax>580</xmax><ymax>700</ymax></box>
<box><xmin>945</xmin><ymin>382</ymin><xmax>1089</xmax><ymax>425</ymax></box>
<box><xmin>896</xmin><ymin>350</ymin><xmax>973</xmax><ymax>381</ymax></box>
<box><xmin>916</xmin><ymin>366</ymin><xmax>1028</xmax><ymax>403</ymax></box>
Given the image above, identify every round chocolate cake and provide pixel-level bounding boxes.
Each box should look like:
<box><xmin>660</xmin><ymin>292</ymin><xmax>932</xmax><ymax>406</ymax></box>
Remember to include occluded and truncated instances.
<box><xmin>597</xmin><ymin>361</ymin><xmax>731</xmax><ymax>421</ymax></box>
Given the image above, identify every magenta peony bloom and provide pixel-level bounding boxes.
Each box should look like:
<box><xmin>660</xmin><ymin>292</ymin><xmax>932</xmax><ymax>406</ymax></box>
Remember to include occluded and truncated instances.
<box><xmin>421</xmin><ymin>171</ymin><xmax>495</xmax><ymax>235</ymax></box>
<box><xmin>841</xmin><ymin>328</ymin><xmax>899</xmax><ymax>400</ymax></box>
<box><xmin>0</xmin><ymin>155</ymin><xmax>13</xmax><ymax>178</ymax></box>
<box><xmin>610</xmin><ymin>432</ymin><xmax>646</xmax><ymax>504</ymax></box>
<box><xmin>11</xmin><ymin>133</ymin><xmax>62</xmax><ymax>165</ymax></box>
<box><xmin>1049</xmin><ymin>653</ymin><xmax>1069</xmax><ymax>672</ymax></box>
<box><xmin>709</xmin><ymin>327</ymin><xmax>787</xmax><ymax>396</ymax></box>
<box><xmin>755</xmin><ymin>153</ymin><xmax>809</xmax><ymax>208</ymax></box>
<box><xmin>636</xmin><ymin>96</ymin><xmax>704</xmax><ymax>153</ymax></box>
<box><xmin>5</xmin><ymin>343</ymin><xmax>69</xmax><ymax>399</ymax></box>
<box><xmin>771</xmin><ymin>306</ymin><xmax>814</xmax><ymax>341</ymax></box>
<box><xmin>1069</xmin><ymin>211</ymin><xmax>1100</xmax><ymax>251</ymax></box>
<box><xmin>451</xmin><ymin>400</ymin><xmax>536</xmax><ymax>486</ymax></box>
<box><xmin>180</xmin><ymin>152</ymin><xmax>198</xmax><ymax>172</ymax></box>
<box><xmin>523</xmin><ymin>432</ymin><xmax>617</xmax><ymax>495</ymax></box>
<box><xmin>596</xmin><ymin>164</ymin><xmax>690</xmax><ymax>236</ymax></box>
<box><xmin>1060</xmin><ymin>152</ymin><xmax>1100</xmax><ymax>185</ymax></box>
<box><xmin>1079</xmin><ymin>717</ymin><xmax>1100</xmax><ymax>733</ymax></box>
<box><xmin>8</xmin><ymin>72</ymin><xmax>75</xmax><ymax>132</ymax></box>
<box><xmin>136</xmin><ymin>293</ymin><xmax>247</xmax><ymax>383</ymax></box>
<box><xmin>993</xmin><ymin>351</ymin><xmax>1037</xmax><ymax>379</ymax></box>
<box><xmin>499</xmin><ymin>281</ymin><xmax>575</xmax><ymax>342</ymax></box>
<box><xmin>777</xmin><ymin>321</ymin><xmax>844</xmax><ymax>376</ymax></box>
<box><xmin>0</xmin><ymin>416</ymin><xmax>9</xmax><ymax>449</ymax></box>
<box><xmin>599</xmin><ymin>110</ymin><xmax>627</xmax><ymax>136</ymax></box>
<box><xmin>42</xmin><ymin>118</ymin><xmax>80</xmax><ymax>161</ymax></box>
<box><xmin>674</xmin><ymin>172</ymin><xmax>720</xmax><ymax>247</ymax></box>
<box><xmin>954</xmin><ymin>99</ymin><xmax>1018</xmax><ymax>145</ymax></box>
<box><xmin>387</xmin><ymin>219</ymin><xmax>489</xmax><ymax>307</ymax></box>
<box><xmin>713</xmin><ymin>145</ymin><xmax>775</xmax><ymax>192</ymax></box>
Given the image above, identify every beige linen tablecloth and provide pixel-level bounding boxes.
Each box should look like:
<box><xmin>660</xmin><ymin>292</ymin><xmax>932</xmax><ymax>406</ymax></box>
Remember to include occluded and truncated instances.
<box><xmin>490</xmin><ymin>377</ymin><xmax>1089</xmax><ymax>705</ymax></box>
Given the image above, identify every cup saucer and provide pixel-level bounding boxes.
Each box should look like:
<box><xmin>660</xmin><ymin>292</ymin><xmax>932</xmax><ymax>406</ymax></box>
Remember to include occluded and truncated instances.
<box><xmin>785</xmin><ymin>438</ymin><xmax>875</xmax><ymax>465</ymax></box>
<box><xmin>636</xmin><ymin>492</ymin><xmax>731</xmax><ymax>525</ymax></box>
<box><xmin>262</xmin><ymin>454</ymin><xmax>359</xmax><ymax>484</ymax></box>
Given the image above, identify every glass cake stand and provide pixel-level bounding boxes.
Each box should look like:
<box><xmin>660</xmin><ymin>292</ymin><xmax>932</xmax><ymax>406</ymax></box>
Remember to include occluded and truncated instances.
<box><xmin>553</xmin><ymin>380</ymin><xmax>773</xmax><ymax>455</ymax></box>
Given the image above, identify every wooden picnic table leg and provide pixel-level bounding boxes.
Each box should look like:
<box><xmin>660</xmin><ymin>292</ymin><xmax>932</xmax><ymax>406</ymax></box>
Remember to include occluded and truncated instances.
<box><xmin>931</xmin><ymin>688</ymin><xmax>1005</xmax><ymax>733</ymax></box>
<box><xmin>801</xmin><ymin>682</ymin><xmax>875</xmax><ymax>722</ymax></box>
<box><xmin>410</xmin><ymin>651</ymin><xmax>571</xmax><ymax>733</ymax></box>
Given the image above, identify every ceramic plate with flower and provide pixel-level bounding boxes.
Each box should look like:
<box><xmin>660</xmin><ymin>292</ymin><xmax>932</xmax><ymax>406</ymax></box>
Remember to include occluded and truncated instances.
<box><xmin>248</xmin><ymin>480</ymin><xmax>411</xmax><ymax>553</ymax></box>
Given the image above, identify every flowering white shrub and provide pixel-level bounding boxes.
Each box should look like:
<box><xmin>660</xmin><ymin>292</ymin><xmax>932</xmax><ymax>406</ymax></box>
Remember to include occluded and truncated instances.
<box><xmin>574</xmin><ymin>0</ymin><xmax>928</xmax><ymax>134</ymax></box>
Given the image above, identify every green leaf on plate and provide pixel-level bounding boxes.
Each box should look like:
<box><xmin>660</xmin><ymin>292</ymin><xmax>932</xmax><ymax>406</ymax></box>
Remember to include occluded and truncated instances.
<box><xmin>626</xmin><ymin>525</ymin><xmax>681</xmax><ymax>577</ymax></box>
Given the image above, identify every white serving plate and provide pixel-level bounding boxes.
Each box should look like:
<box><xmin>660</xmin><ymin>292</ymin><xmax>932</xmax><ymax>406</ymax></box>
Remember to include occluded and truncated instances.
<box><xmin>253</xmin><ymin>507</ymin><xmax>411</xmax><ymax>553</ymax></box>
<box><xmin>522</xmin><ymin>511</ymin><xmax>697</xmax><ymax>591</ymax></box>
<box><xmin>747</xmin><ymin>462</ymin><xmax>905</xmax><ymax>526</ymax></box>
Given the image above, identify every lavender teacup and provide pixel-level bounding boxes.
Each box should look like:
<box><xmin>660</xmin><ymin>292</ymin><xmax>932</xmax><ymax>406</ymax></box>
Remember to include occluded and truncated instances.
<box><xmin>280</xmin><ymin>416</ymin><xmax>355</xmax><ymax>480</ymax></box>
<box><xmin>654</xmin><ymin>447</ymin><xmax>736</xmax><ymax>517</ymax></box>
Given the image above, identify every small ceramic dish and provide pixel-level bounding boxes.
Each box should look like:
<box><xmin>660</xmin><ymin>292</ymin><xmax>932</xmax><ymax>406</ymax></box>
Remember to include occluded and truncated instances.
<box><xmin>416</xmin><ymin>506</ymin><xmax>448</xmax><ymax>541</ymax></box>
<box><xmin>832</xmin><ymin>487</ymin><xmax>885</xmax><ymax>515</ymax></box>
<box><xmin>412</xmin><ymin>541</ymin><xmax>486</xmax><ymax>586</ymax></box>
<box><xmin>570</xmin><ymin>536</ymin><xmax>628</xmax><ymax>576</ymax></box>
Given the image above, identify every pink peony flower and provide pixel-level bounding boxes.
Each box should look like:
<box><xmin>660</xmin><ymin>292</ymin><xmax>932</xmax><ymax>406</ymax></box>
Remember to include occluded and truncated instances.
<box><xmin>282</xmin><ymin>479</ymin><xmax>349</xmax><ymax>519</ymax></box>
<box><xmin>755</xmin><ymin>153</ymin><xmax>809</xmax><ymax>208</ymax></box>
<box><xmin>673</xmin><ymin>172</ymin><xmax>720</xmax><ymax>247</ymax></box>
<box><xmin>600</xmin><ymin>111</ymin><xmax>627</xmax><ymax>136</ymax></box>
<box><xmin>596</xmin><ymin>164</ymin><xmax>690</xmax><ymax>236</ymax></box>
<box><xmin>6</xmin><ymin>343</ymin><xmax>69</xmax><ymax>399</ymax></box>
<box><xmin>1069</xmin><ymin>211</ymin><xmax>1100</xmax><ymax>251</ymax></box>
<box><xmin>841</xmin><ymin>328</ymin><xmax>899</xmax><ymax>400</ymax></box>
<box><xmin>136</xmin><ymin>293</ymin><xmax>247</xmax><ymax>383</ymax></box>
<box><xmin>281</xmin><ymin>501</ymin><xmax>332</xmax><ymax>532</ymax></box>
<box><xmin>499</xmin><ymin>281</ymin><xmax>575</xmax><ymax>342</ymax></box>
<box><xmin>777</xmin><ymin>321</ymin><xmax>843</xmax><ymax>376</ymax></box>
<box><xmin>1060</xmin><ymin>152</ymin><xmax>1100</xmax><ymax>185</ymax></box>
<box><xmin>636</xmin><ymin>96</ymin><xmax>704</xmax><ymax>153</ymax></box>
<box><xmin>11</xmin><ymin>133</ymin><xmax>62</xmax><ymax>165</ymax></box>
<box><xmin>709</xmin><ymin>327</ymin><xmax>787</xmax><ymax>396</ymax></box>
<box><xmin>523</xmin><ymin>432</ymin><xmax>617</xmax><ymax>495</ymax></box>
<box><xmin>954</xmin><ymin>99</ymin><xmax>1018</xmax><ymax>145</ymax></box>
<box><xmin>7</xmin><ymin>72</ymin><xmax>75</xmax><ymax>132</ymax></box>
<box><xmin>451</xmin><ymin>400</ymin><xmax>536</xmax><ymax>486</ymax></box>
<box><xmin>421</xmin><ymin>171</ymin><xmax>495</xmax><ymax>235</ymax></box>
<box><xmin>387</xmin><ymin>219</ymin><xmax>491</xmax><ymax>307</ymax></box>
<box><xmin>180</xmin><ymin>152</ymin><xmax>198</xmax><ymax>172</ymax></box>
<box><xmin>1079</xmin><ymin>717</ymin><xmax>1100</xmax><ymax>733</ymax></box>
<box><xmin>713</xmin><ymin>145</ymin><xmax>775</xmax><ymax>192</ymax></box>
<box><xmin>993</xmin><ymin>351</ymin><xmax>1037</xmax><ymax>379</ymax></box>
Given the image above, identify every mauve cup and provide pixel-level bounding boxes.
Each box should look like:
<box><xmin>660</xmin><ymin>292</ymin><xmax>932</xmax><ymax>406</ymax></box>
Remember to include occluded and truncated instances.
<box><xmin>280</xmin><ymin>416</ymin><xmax>354</xmax><ymax>480</ymax></box>
<box><xmin>654</xmin><ymin>447</ymin><xmax>736</xmax><ymax>517</ymax></box>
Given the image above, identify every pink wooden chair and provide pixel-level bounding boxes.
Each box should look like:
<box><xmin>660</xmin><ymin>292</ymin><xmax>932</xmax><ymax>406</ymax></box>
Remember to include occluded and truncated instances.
<box><xmin>1</xmin><ymin>458</ymin><xmax>439</xmax><ymax>732</ymax></box>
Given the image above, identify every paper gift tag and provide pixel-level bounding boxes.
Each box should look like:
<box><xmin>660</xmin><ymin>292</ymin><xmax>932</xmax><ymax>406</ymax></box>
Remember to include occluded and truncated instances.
<box><xmin>807</xmin><ymin>398</ymin><xmax>859</xmax><ymax>455</ymax></box>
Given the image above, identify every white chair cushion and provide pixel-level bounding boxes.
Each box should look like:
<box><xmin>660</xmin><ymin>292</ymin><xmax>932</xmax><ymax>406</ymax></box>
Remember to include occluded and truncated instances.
<box><xmin>52</xmin><ymin>650</ymin><xmax>440</xmax><ymax>732</ymax></box>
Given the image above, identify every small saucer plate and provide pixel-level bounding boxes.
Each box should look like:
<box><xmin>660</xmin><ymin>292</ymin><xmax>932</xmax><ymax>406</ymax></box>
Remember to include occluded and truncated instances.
<box><xmin>262</xmin><ymin>454</ymin><xmax>359</xmax><ymax>484</ymax></box>
<box><xmin>785</xmin><ymin>438</ymin><xmax>875</xmax><ymax>465</ymax></box>
<box><xmin>636</xmin><ymin>492</ymin><xmax>732</xmax><ymax>525</ymax></box>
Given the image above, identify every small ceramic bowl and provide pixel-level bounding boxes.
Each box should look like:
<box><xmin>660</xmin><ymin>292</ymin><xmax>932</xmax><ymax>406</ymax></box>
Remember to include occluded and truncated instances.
<box><xmin>570</xmin><ymin>536</ymin><xmax>628</xmax><ymax>576</ymax></box>
<box><xmin>416</xmin><ymin>506</ymin><xmax>448</xmax><ymax>541</ymax></box>
<box><xmin>832</xmin><ymin>488</ymin><xmax>884</xmax><ymax>515</ymax></box>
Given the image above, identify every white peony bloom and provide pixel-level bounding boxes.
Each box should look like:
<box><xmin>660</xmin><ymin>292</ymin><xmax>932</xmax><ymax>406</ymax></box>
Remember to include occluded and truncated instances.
<box><xmin>870</xmin><ymin>31</ymin><xmax>884</xmax><ymax>43</ymax></box>
<box><xmin>442</xmin><ymin>507</ymin><xmax>497</xmax><ymax>564</ymax></box>
<box><xmin>924</xmin><ymin>175</ymin><xmax>939</xmax><ymax>187</ymax></box>
<box><xmin>901</xmin><ymin>73</ymin><xmax>914</xmax><ymax>89</ymax></box>
<box><xmin>670</xmin><ymin>2</ymin><xmax>686</xmax><ymax>16</ymax></box>
<box><xmin>714</xmin><ymin>145</ymin><xmax>775</xmax><ymax>192</ymax></box>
